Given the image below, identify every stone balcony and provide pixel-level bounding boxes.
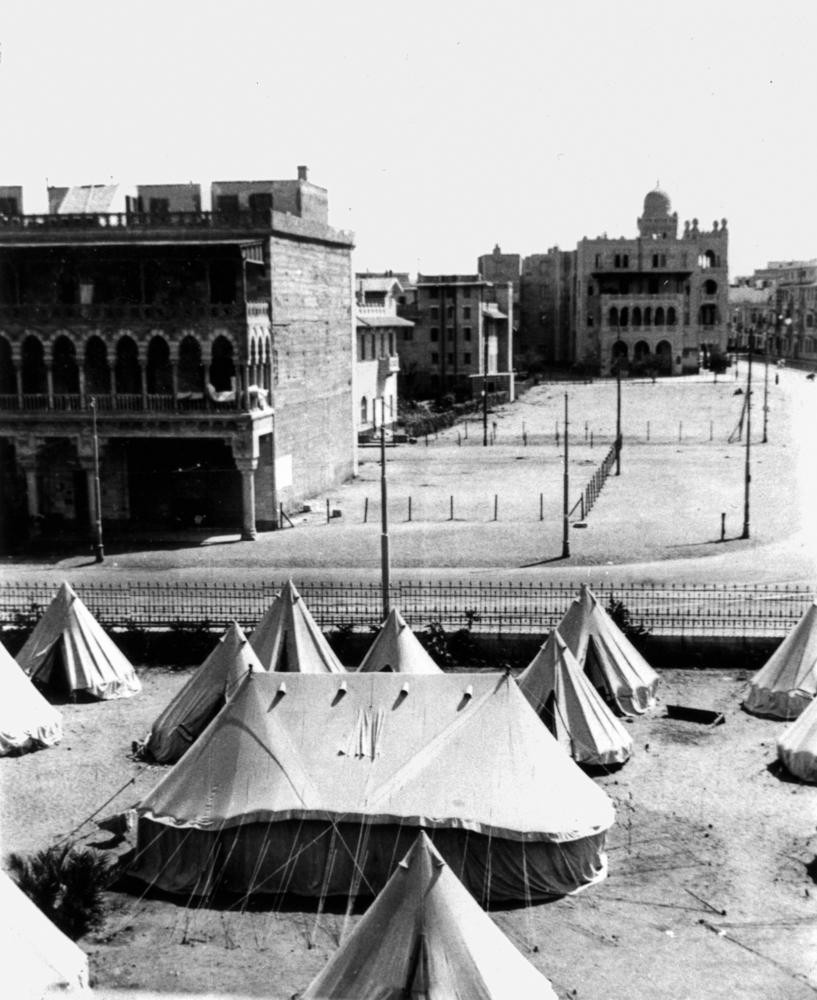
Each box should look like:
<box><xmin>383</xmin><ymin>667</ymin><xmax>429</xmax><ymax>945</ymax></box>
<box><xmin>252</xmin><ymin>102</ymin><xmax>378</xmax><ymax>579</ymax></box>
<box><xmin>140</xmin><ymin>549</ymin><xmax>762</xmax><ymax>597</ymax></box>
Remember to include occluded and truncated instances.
<box><xmin>377</xmin><ymin>355</ymin><xmax>400</xmax><ymax>379</ymax></box>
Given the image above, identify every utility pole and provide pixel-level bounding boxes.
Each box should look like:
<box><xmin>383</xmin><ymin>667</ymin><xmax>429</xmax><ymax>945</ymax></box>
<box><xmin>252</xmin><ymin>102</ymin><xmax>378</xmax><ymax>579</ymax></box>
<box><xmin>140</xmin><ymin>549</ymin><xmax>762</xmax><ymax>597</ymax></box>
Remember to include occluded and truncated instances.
<box><xmin>90</xmin><ymin>396</ymin><xmax>104</xmax><ymax>563</ymax></box>
<box><xmin>741</xmin><ymin>340</ymin><xmax>752</xmax><ymax>539</ymax></box>
<box><xmin>482</xmin><ymin>324</ymin><xmax>489</xmax><ymax>447</ymax></box>
<box><xmin>379</xmin><ymin>397</ymin><xmax>390</xmax><ymax>618</ymax></box>
<box><xmin>762</xmin><ymin>327</ymin><xmax>769</xmax><ymax>444</ymax></box>
<box><xmin>615</xmin><ymin>363</ymin><xmax>622</xmax><ymax>475</ymax></box>
<box><xmin>562</xmin><ymin>393</ymin><xmax>570</xmax><ymax>558</ymax></box>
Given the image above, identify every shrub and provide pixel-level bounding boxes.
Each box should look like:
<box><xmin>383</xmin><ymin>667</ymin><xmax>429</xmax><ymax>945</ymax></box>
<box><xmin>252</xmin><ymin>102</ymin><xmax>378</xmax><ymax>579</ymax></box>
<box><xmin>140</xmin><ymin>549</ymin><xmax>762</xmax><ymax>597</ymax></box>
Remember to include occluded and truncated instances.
<box><xmin>7</xmin><ymin>844</ymin><xmax>116</xmax><ymax>940</ymax></box>
<box><xmin>605</xmin><ymin>597</ymin><xmax>650</xmax><ymax>642</ymax></box>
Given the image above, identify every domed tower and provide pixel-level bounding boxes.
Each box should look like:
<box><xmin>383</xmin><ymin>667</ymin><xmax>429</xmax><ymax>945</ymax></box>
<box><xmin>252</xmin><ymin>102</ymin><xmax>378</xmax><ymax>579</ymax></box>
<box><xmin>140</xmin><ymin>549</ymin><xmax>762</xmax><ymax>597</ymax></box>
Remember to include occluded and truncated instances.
<box><xmin>638</xmin><ymin>186</ymin><xmax>678</xmax><ymax>239</ymax></box>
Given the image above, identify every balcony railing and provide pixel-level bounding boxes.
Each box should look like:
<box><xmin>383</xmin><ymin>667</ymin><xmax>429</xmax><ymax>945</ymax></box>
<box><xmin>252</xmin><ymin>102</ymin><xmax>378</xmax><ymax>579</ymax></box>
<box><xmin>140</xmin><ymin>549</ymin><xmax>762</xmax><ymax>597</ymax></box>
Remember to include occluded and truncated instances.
<box><xmin>0</xmin><ymin>209</ymin><xmax>276</xmax><ymax>233</ymax></box>
<box><xmin>0</xmin><ymin>393</ymin><xmax>244</xmax><ymax>414</ymax></box>
<box><xmin>377</xmin><ymin>355</ymin><xmax>400</xmax><ymax>379</ymax></box>
<box><xmin>0</xmin><ymin>300</ymin><xmax>270</xmax><ymax>323</ymax></box>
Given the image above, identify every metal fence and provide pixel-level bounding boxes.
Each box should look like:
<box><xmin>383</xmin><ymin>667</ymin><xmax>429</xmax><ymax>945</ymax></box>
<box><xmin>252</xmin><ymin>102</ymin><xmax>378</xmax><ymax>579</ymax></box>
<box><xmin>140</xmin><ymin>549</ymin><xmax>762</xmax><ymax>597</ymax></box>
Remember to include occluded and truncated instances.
<box><xmin>0</xmin><ymin>580</ymin><xmax>812</xmax><ymax>638</ymax></box>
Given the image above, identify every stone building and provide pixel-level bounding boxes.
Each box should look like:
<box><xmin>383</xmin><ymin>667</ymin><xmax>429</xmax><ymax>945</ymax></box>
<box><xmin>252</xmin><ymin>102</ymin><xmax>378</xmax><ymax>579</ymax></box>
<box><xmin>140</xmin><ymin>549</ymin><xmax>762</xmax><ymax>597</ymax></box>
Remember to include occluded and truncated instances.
<box><xmin>354</xmin><ymin>273</ymin><xmax>410</xmax><ymax>437</ymax></box>
<box><xmin>0</xmin><ymin>168</ymin><xmax>355</xmax><ymax>548</ymax></box>
<box><xmin>728</xmin><ymin>280</ymin><xmax>776</xmax><ymax>351</ymax></box>
<box><xmin>574</xmin><ymin>189</ymin><xmax>729</xmax><ymax>375</ymax></box>
<box><xmin>397</xmin><ymin>274</ymin><xmax>514</xmax><ymax>401</ymax></box>
<box><xmin>518</xmin><ymin>247</ymin><xmax>574</xmax><ymax>367</ymax></box>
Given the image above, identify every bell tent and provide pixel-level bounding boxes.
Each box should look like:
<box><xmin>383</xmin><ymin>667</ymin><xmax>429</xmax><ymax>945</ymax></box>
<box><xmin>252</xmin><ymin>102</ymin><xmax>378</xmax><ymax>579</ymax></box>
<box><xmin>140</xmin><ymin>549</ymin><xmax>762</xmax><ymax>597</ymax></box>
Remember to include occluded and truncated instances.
<box><xmin>302</xmin><ymin>831</ymin><xmax>558</xmax><ymax>1000</ymax></box>
<box><xmin>0</xmin><ymin>639</ymin><xmax>63</xmax><ymax>756</ymax></box>
<box><xmin>517</xmin><ymin>629</ymin><xmax>632</xmax><ymax>768</ymax></box>
<box><xmin>142</xmin><ymin>621</ymin><xmax>264</xmax><ymax>764</ymax></box>
<box><xmin>125</xmin><ymin>671</ymin><xmax>614</xmax><ymax>904</ymax></box>
<box><xmin>743</xmin><ymin>600</ymin><xmax>817</xmax><ymax>719</ymax></box>
<box><xmin>1</xmin><ymin>870</ymin><xmax>90</xmax><ymax>998</ymax></box>
<box><xmin>16</xmin><ymin>582</ymin><xmax>140</xmax><ymax>700</ymax></box>
<box><xmin>557</xmin><ymin>584</ymin><xmax>658</xmax><ymax>716</ymax></box>
<box><xmin>357</xmin><ymin>607</ymin><xmax>442</xmax><ymax>674</ymax></box>
<box><xmin>777</xmin><ymin>694</ymin><xmax>817</xmax><ymax>783</ymax></box>
<box><xmin>250</xmin><ymin>580</ymin><xmax>345</xmax><ymax>672</ymax></box>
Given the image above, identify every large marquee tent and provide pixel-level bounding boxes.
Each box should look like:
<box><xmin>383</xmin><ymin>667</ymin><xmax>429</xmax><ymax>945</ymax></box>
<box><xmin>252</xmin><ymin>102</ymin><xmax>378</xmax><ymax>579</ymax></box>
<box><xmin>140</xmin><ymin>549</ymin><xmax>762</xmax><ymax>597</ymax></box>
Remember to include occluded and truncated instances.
<box><xmin>517</xmin><ymin>629</ymin><xmax>632</xmax><ymax>767</ymax></box>
<box><xmin>16</xmin><ymin>581</ymin><xmax>140</xmax><ymax>700</ymax></box>
<box><xmin>124</xmin><ymin>671</ymin><xmax>614</xmax><ymax>904</ymax></box>
<box><xmin>557</xmin><ymin>584</ymin><xmax>658</xmax><ymax>716</ymax></box>
<box><xmin>357</xmin><ymin>607</ymin><xmax>442</xmax><ymax>673</ymax></box>
<box><xmin>302</xmin><ymin>831</ymin><xmax>558</xmax><ymax>1000</ymax></box>
<box><xmin>0</xmin><ymin>639</ymin><xmax>63</xmax><ymax>756</ymax></box>
<box><xmin>1</xmin><ymin>870</ymin><xmax>90</xmax><ymax>998</ymax></box>
<box><xmin>743</xmin><ymin>599</ymin><xmax>817</xmax><ymax>719</ymax></box>
<box><xmin>142</xmin><ymin>621</ymin><xmax>264</xmax><ymax>764</ymax></box>
<box><xmin>249</xmin><ymin>580</ymin><xmax>345</xmax><ymax>672</ymax></box>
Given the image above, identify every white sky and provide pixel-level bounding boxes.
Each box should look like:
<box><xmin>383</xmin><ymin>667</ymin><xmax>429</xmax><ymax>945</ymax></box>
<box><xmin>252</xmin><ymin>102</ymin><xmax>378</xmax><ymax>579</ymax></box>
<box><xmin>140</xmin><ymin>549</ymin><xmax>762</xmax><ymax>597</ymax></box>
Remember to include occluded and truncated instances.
<box><xmin>1</xmin><ymin>0</ymin><xmax>815</xmax><ymax>279</ymax></box>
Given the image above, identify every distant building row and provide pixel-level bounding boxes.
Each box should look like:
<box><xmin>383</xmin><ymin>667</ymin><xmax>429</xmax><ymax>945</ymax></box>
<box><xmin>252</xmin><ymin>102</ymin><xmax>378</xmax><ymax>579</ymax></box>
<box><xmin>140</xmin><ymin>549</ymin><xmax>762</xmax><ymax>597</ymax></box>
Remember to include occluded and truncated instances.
<box><xmin>729</xmin><ymin>260</ymin><xmax>817</xmax><ymax>363</ymax></box>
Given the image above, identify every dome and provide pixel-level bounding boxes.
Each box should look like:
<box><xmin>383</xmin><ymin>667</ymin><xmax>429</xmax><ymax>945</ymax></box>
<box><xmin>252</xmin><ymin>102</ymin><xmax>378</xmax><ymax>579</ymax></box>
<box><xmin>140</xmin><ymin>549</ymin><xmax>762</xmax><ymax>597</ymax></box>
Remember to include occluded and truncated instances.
<box><xmin>643</xmin><ymin>187</ymin><xmax>671</xmax><ymax>216</ymax></box>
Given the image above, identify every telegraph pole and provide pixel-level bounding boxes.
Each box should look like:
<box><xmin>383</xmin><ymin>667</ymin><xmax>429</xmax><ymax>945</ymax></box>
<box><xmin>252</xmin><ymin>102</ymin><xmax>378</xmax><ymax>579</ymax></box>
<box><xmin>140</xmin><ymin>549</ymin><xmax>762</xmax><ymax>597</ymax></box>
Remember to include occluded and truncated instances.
<box><xmin>741</xmin><ymin>341</ymin><xmax>752</xmax><ymax>539</ymax></box>
<box><xmin>379</xmin><ymin>397</ymin><xmax>391</xmax><ymax>618</ymax></box>
<box><xmin>90</xmin><ymin>396</ymin><xmax>104</xmax><ymax>563</ymax></box>
<box><xmin>562</xmin><ymin>393</ymin><xmax>570</xmax><ymax>558</ymax></box>
<box><xmin>615</xmin><ymin>364</ymin><xmax>622</xmax><ymax>475</ymax></box>
<box><xmin>482</xmin><ymin>328</ymin><xmax>489</xmax><ymax>447</ymax></box>
<box><xmin>762</xmin><ymin>327</ymin><xmax>769</xmax><ymax>444</ymax></box>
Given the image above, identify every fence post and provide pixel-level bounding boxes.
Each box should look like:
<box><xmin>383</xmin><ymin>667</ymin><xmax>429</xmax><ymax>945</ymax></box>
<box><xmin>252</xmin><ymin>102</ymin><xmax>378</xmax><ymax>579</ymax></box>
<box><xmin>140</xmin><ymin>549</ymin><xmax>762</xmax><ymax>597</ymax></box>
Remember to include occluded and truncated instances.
<box><xmin>363</xmin><ymin>497</ymin><xmax>369</xmax><ymax>523</ymax></box>
<box><xmin>539</xmin><ymin>492</ymin><xmax>544</xmax><ymax>521</ymax></box>
<box><xmin>585</xmin><ymin>421</ymin><xmax>588</xmax><ymax>441</ymax></box>
<box><xmin>449</xmin><ymin>495</ymin><xmax>454</xmax><ymax>521</ymax></box>
<box><xmin>464</xmin><ymin>420</ymin><xmax>468</xmax><ymax>439</ymax></box>
<box><xmin>580</xmin><ymin>494</ymin><xmax>585</xmax><ymax>519</ymax></box>
<box><xmin>590</xmin><ymin>431</ymin><xmax>594</xmax><ymax>448</ymax></box>
<box><xmin>458</xmin><ymin>431</ymin><xmax>462</xmax><ymax>446</ymax></box>
<box><xmin>493</xmin><ymin>494</ymin><xmax>498</xmax><ymax>521</ymax></box>
<box><xmin>647</xmin><ymin>420</ymin><xmax>650</xmax><ymax>441</ymax></box>
<box><xmin>425</xmin><ymin>434</ymin><xmax>429</xmax><ymax>447</ymax></box>
<box><xmin>710</xmin><ymin>420</ymin><xmax>714</xmax><ymax>442</ymax></box>
<box><xmin>408</xmin><ymin>496</ymin><xmax>412</xmax><ymax>522</ymax></box>
<box><xmin>279</xmin><ymin>501</ymin><xmax>284</xmax><ymax>528</ymax></box>
<box><xmin>679</xmin><ymin>421</ymin><xmax>683</xmax><ymax>442</ymax></box>
<box><xmin>326</xmin><ymin>498</ymin><xmax>330</xmax><ymax>524</ymax></box>
<box><xmin>721</xmin><ymin>512</ymin><xmax>726</xmax><ymax>542</ymax></box>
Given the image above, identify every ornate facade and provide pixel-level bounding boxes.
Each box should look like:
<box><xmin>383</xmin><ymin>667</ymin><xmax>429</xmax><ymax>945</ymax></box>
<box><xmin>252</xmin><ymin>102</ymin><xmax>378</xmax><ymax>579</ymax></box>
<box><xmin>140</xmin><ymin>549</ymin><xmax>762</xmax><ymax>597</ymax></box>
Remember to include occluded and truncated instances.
<box><xmin>0</xmin><ymin>170</ymin><xmax>355</xmax><ymax>547</ymax></box>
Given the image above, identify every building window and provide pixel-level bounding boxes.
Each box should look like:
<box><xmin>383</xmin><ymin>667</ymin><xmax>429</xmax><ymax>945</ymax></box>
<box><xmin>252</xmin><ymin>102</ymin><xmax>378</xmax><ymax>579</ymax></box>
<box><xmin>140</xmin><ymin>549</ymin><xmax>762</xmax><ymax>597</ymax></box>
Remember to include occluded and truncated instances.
<box><xmin>464</xmin><ymin>353</ymin><xmax>472</xmax><ymax>364</ymax></box>
<box><xmin>360</xmin><ymin>396</ymin><xmax>368</xmax><ymax>423</ymax></box>
<box><xmin>149</xmin><ymin>197</ymin><xmax>170</xmax><ymax>219</ymax></box>
<box><xmin>446</xmin><ymin>306</ymin><xmax>454</xmax><ymax>319</ymax></box>
<box><xmin>429</xmin><ymin>287</ymin><xmax>439</xmax><ymax>299</ymax></box>
<box><xmin>445</xmin><ymin>287</ymin><xmax>455</xmax><ymax>299</ymax></box>
<box><xmin>587</xmin><ymin>285</ymin><xmax>594</xmax><ymax>296</ymax></box>
<box><xmin>614</xmin><ymin>254</ymin><xmax>621</xmax><ymax>268</ymax></box>
<box><xmin>623</xmin><ymin>254</ymin><xmax>629</xmax><ymax>268</ymax></box>
<box><xmin>430</xmin><ymin>328</ymin><xmax>439</xmax><ymax>342</ymax></box>
<box><xmin>594</xmin><ymin>253</ymin><xmax>601</xmax><ymax>268</ymax></box>
<box><xmin>431</xmin><ymin>352</ymin><xmax>439</xmax><ymax>364</ymax></box>
<box><xmin>447</xmin><ymin>353</ymin><xmax>454</xmax><ymax>365</ymax></box>
<box><xmin>464</xmin><ymin>327</ymin><xmax>472</xmax><ymax>341</ymax></box>
<box><xmin>588</xmin><ymin>317</ymin><xmax>594</xmax><ymax>327</ymax></box>
<box><xmin>403</xmin><ymin>329</ymin><xmax>413</xmax><ymax>341</ymax></box>
<box><xmin>462</xmin><ymin>286</ymin><xmax>471</xmax><ymax>297</ymax></box>
<box><xmin>430</xmin><ymin>306</ymin><xmax>439</xmax><ymax>319</ymax></box>
<box><xmin>389</xmin><ymin>332</ymin><xmax>396</xmax><ymax>353</ymax></box>
<box><xmin>446</xmin><ymin>327</ymin><xmax>454</xmax><ymax>340</ymax></box>
<box><xmin>358</xmin><ymin>335</ymin><xmax>365</xmax><ymax>361</ymax></box>
<box><xmin>463</xmin><ymin>306</ymin><xmax>472</xmax><ymax>318</ymax></box>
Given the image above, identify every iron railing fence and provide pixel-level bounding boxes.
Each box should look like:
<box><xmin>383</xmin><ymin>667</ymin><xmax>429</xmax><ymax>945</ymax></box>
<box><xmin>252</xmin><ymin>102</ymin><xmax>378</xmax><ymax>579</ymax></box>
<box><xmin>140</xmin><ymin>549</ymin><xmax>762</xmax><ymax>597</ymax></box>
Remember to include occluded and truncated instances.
<box><xmin>0</xmin><ymin>580</ymin><xmax>812</xmax><ymax>638</ymax></box>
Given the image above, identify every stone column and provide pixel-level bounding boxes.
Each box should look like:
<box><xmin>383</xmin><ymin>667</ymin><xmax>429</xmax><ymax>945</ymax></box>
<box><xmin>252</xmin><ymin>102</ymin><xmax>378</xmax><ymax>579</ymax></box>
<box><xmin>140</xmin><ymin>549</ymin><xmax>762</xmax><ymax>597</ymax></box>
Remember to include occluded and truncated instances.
<box><xmin>109</xmin><ymin>366</ymin><xmax>117</xmax><ymax>409</ymax></box>
<box><xmin>171</xmin><ymin>360</ymin><xmax>179</xmax><ymax>405</ymax></box>
<box><xmin>46</xmin><ymin>364</ymin><xmax>54</xmax><ymax>409</ymax></box>
<box><xmin>78</xmin><ymin>367</ymin><xmax>87</xmax><ymax>408</ymax></box>
<box><xmin>235</xmin><ymin>458</ymin><xmax>258</xmax><ymax>540</ymax></box>
<box><xmin>15</xmin><ymin>365</ymin><xmax>23</xmax><ymax>407</ymax></box>
<box><xmin>17</xmin><ymin>447</ymin><xmax>41</xmax><ymax>532</ymax></box>
<box><xmin>139</xmin><ymin>361</ymin><xmax>148</xmax><ymax>409</ymax></box>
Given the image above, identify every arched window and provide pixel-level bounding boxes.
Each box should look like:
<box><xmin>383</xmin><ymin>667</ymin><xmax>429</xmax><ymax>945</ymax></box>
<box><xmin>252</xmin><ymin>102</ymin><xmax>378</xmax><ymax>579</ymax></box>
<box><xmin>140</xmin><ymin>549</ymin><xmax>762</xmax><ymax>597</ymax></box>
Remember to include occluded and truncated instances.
<box><xmin>698</xmin><ymin>250</ymin><xmax>717</xmax><ymax>269</ymax></box>
<box><xmin>84</xmin><ymin>336</ymin><xmax>110</xmax><ymax>395</ymax></box>
<box><xmin>699</xmin><ymin>304</ymin><xmax>717</xmax><ymax>326</ymax></box>
<box><xmin>655</xmin><ymin>307</ymin><xmax>665</xmax><ymax>326</ymax></box>
<box><xmin>620</xmin><ymin>307</ymin><xmax>629</xmax><ymax>327</ymax></box>
<box><xmin>178</xmin><ymin>335</ymin><xmax>203</xmax><ymax>393</ymax></box>
<box><xmin>667</xmin><ymin>306</ymin><xmax>677</xmax><ymax>326</ymax></box>
<box><xmin>704</xmin><ymin>279</ymin><xmax>718</xmax><ymax>295</ymax></box>
<box><xmin>52</xmin><ymin>336</ymin><xmax>79</xmax><ymax>394</ymax></box>
<box><xmin>643</xmin><ymin>307</ymin><xmax>652</xmax><ymax>326</ymax></box>
<box><xmin>147</xmin><ymin>336</ymin><xmax>172</xmax><ymax>394</ymax></box>
<box><xmin>209</xmin><ymin>335</ymin><xmax>235</xmax><ymax>392</ymax></box>
<box><xmin>360</xmin><ymin>396</ymin><xmax>368</xmax><ymax>423</ymax></box>
<box><xmin>0</xmin><ymin>337</ymin><xmax>14</xmax><ymax>394</ymax></box>
<box><xmin>656</xmin><ymin>340</ymin><xmax>672</xmax><ymax>374</ymax></box>
<box><xmin>611</xmin><ymin>340</ymin><xmax>628</xmax><ymax>360</ymax></box>
<box><xmin>115</xmin><ymin>336</ymin><xmax>141</xmax><ymax>394</ymax></box>
<box><xmin>634</xmin><ymin>340</ymin><xmax>650</xmax><ymax>361</ymax></box>
<box><xmin>608</xmin><ymin>306</ymin><xmax>619</xmax><ymax>328</ymax></box>
<box><xmin>21</xmin><ymin>335</ymin><xmax>47</xmax><ymax>393</ymax></box>
<box><xmin>632</xmin><ymin>307</ymin><xmax>642</xmax><ymax>327</ymax></box>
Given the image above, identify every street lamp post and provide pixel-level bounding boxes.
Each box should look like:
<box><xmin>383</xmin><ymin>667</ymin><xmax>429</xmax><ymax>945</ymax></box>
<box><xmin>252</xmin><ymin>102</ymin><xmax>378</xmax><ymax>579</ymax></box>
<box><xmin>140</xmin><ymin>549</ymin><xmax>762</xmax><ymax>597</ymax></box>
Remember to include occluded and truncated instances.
<box><xmin>379</xmin><ymin>396</ymin><xmax>390</xmax><ymax>619</ymax></box>
<box><xmin>90</xmin><ymin>396</ymin><xmax>104</xmax><ymax>563</ymax></box>
<box><xmin>741</xmin><ymin>340</ymin><xmax>752</xmax><ymax>540</ymax></box>
<box><xmin>561</xmin><ymin>392</ymin><xmax>570</xmax><ymax>559</ymax></box>
<box><xmin>762</xmin><ymin>325</ymin><xmax>769</xmax><ymax>444</ymax></box>
<box><xmin>615</xmin><ymin>363</ymin><xmax>622</xmax><ymax>475</ymax></box>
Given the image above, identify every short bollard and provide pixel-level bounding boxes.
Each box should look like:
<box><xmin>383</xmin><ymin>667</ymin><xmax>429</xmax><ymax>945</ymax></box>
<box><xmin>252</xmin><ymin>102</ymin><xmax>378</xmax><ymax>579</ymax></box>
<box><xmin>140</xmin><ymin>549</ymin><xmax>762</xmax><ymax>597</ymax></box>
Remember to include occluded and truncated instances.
<box><xmin>449</xmin><ymin>495</ymin><xmax>454</xmax><ymax>521</ymax></box>
<box><xmin>408</xmin><ymin>496</ymin><xmax>412</xmax><ymax>522</ymax></box>
<box><xmin>721</xmin><ymin>512</ymin><xmax>726</xmax><ymax>542</ymax></box>
<box><xmin>326</xmin><ymin>499</ymin><xmax>330</xmax><ymax>524</ymax></box>
<box><xmin>493</xmin><ymin>494</ymin><xmax>498</xmax><ymax>521</ymax></box>
<box><xmin>363</xmin><ymin>497</ymin><xmax>369</xmax><ymax>523</ymax></box>
<box><xmin>539</xmin><ymin>493</ymin><xmax>544</xmax><ymax>521</ymax></box>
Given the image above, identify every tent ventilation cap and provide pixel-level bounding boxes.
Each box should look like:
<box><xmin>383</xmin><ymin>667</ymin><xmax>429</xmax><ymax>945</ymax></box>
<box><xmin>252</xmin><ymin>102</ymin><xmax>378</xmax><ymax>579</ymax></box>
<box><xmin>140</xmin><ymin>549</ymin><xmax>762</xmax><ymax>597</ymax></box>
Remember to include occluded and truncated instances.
<box><xmin>463</xmin><ymin>684</ymin><xmax>474</xmax><ymax>699</ymax></box>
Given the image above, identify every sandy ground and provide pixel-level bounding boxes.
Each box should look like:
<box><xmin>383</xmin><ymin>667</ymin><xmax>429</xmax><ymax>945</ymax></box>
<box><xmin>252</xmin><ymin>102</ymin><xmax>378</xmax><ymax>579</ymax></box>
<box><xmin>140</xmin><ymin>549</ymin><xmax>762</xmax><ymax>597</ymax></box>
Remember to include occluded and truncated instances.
<box><xmin>2</xmin><ymin>665</ymin><xmax>816</xmax><ymax>1000</ymax></box>
<box><xmin>2</xmin><ymin>365</ymin><xmax>816</xmax><ymax>586</ymax></box>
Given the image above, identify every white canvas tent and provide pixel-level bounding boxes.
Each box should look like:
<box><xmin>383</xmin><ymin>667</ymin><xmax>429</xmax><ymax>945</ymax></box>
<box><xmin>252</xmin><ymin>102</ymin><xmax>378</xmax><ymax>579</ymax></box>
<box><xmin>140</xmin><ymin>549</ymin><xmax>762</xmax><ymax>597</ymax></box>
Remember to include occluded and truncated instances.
<box><xmin>1</xmin><ymin>870</ymin><xmax>90</xmax><ymax>998</ymax></box>
<box><xmin>557</xmin><ymin>584</ymin><xmax>658</xmax><ymax>716</ymax></box>
<box><xmin>142</xmin><ymin>621</ymin><xmax>264</xmax><ymax>764</ymax></box>
<box><xmin>744</xmin><ymin>600</ymin><xmax>817</xmax><ymax>719</ymax></box>
<box><xmin>125</xmin><ymin>672</ymin><xmax>614</xmax><ymax>903</ymax></box>
<box><xmin>302</xmin><ymin>831</ymin><xmax>558</xmax><ymax>1000</ymax></box>
<box><xmin>778</xmin><ymin>693</ymin><xmax>817</xmax><ymax>782</ymax></box>
<box><xmin>358</xmin><ymin>607</ymin><xmax>442</xmax><ymax>673</ymax></box>
<box><xmin>16</xmin><ymin>582</ymin><xmax>140</xmax><ymax>700</ymax></box>
<box><xmin>250</xmin><ymin>580</ymin><xmax>345</xmax><ymax>672</ymax></box>
<box><xmin>517</xmin><ymin>629</ymin><xmax>632</xmax><ymax>767</ymax></box>
<box><xmin>0</xmin><ymin>639</ymin><xmax>63</xmax><ymax>756</ymax></box>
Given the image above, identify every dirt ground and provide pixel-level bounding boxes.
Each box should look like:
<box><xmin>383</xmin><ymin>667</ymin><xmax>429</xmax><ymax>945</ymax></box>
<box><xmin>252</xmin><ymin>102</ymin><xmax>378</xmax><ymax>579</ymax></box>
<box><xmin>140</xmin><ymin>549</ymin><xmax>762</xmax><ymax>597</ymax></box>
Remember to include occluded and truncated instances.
<box><xmin>2</xmin><ymin>365</ymin><xmax>816</xmax><ymax>585</ymax></box>
<box><xmin>3</xmin><ymin>664</ymin><xmax>816</xmax><ymax>1000</ymax></box>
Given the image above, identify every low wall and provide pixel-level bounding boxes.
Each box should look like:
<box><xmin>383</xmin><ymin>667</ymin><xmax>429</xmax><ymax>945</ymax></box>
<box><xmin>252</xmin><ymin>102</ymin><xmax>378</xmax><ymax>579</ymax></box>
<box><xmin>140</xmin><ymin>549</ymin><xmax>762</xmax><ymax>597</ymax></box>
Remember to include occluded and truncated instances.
<box><xmin>2</xmin><ymin>627</ymin><xmax>783</xmax><ymax>672</ymax></box>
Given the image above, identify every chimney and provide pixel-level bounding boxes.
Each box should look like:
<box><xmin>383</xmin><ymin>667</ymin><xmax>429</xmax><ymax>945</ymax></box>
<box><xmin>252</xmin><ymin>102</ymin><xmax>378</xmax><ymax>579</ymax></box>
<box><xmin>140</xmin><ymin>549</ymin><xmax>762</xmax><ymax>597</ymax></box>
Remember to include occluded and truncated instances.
<box><xmin>297</xmin><ymin>165</ymin><xmax>308</xmax><ymax>182</ymax></box>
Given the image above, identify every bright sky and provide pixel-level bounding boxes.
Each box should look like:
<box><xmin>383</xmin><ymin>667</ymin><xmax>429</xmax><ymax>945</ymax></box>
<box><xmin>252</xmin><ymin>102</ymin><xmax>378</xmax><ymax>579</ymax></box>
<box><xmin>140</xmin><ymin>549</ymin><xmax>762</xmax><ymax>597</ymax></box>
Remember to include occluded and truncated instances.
<box><xmin>2</xmin><ymin>1</ymin><xmax>815</xmax><ymax>279</ymax></box>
